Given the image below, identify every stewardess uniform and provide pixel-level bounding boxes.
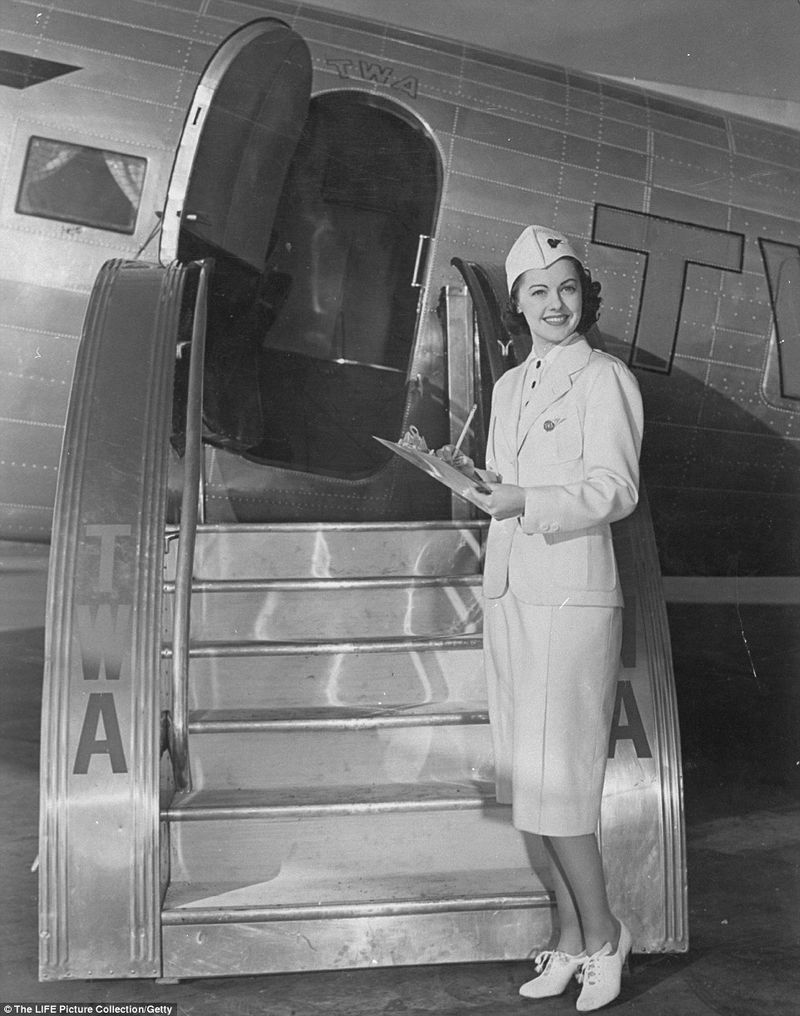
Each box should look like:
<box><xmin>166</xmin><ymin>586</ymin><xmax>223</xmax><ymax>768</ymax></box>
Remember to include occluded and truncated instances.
<box><xmin>483</xmin><ymin>227</ymin><xmax>643</xmax><ymax>836</ymax></box>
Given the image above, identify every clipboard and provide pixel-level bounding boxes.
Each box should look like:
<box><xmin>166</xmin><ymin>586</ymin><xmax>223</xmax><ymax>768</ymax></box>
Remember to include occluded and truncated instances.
<box><xmin>374</xmin><ymin>435</ymin><xmax>494</xmax><ymax>511</ymax></box>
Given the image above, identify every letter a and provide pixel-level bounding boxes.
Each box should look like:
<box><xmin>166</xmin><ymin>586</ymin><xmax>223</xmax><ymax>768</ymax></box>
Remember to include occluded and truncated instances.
<box><xmin>608</xmin><ymin>680</ymin><xmax>653</xmax><ymax>759</ymax></box>
<box><xmin>73</xmin><ymin>692</ymin><xmax>128</xmax><ymax>773</ymax></box>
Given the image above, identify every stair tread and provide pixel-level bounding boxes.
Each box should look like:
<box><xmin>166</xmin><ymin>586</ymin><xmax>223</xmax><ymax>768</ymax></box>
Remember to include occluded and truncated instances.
<box><xmin>184</xmin><ymin>574</ymin><xmax>481</xmax><ymax>589</ymax></box>
<box><xmin>169</xmin><ymin>521</ymin><xmax>489</xmax><ymax>533</ymax></box>
<box><xmin>178</xmin><ymin>633</ymin><xmax>484</xmax><ymax>658</ymax></box>
<box><xmin>167</xmin><ymin>780</ymin><xmax>497</xmax><ymax>817</ymax></box>
<box><xmin>163</xmin><ymin>867</ymin><xmax>550</xmax><ymax>914</ymax></box>
<box><xmin>164</xmin><ymin>521</ymin><xmax>488</xmax><ymax>583</ymax></box>
<box><xmin>188</xmin><ymin>703</ymin><xmax>489</xmax><ymax>728</ymax></box>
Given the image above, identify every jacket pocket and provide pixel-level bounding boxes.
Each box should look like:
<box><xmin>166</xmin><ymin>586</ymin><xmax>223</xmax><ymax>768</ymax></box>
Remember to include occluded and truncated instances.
<box><xmin>535</xmin><ymin>414</ymin><xmax>582</xmax><ymax>464</ymax></box>
<box><xmin>550</xmin><ymin>529</ymin><xmax>588</xmax><ymax>588</ymax></box>
<box><xmin>584</xmin><ymin>530</ymin><xmax>617</xmax><ymax>591</ymax></box>
<box><xmin>551</xmin><ymin>528</ymin><xmax>616</xmax><ymax>591</ymax></box>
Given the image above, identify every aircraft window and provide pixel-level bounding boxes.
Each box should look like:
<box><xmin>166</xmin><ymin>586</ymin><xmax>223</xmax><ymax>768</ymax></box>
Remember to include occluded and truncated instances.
<box><xmin>16</xmin><ymin>137</ymin><xmax>146</xmax><ymax>233</ymax></box>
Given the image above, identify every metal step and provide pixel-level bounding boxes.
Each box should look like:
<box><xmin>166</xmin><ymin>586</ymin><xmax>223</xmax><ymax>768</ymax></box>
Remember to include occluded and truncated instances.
<box><xmin>176</xmin><ymin>579</ymin><xmax>483</xmax><ymax>642</ymax></box>
<box><xmin>158</xmin><ymin>520</ymin><xmax>556</xmax><ymax>977</ymax></box>
<box><xmin>167</xmin><ymin>795</ymin><xmax>546</xmax><ymax>884</ymax></box>
<box><xmin>187</xmin><ymin>704</ymin><xmax>490</xmax><ymax>730</ymax></box>
<box><xmin>186</xmin><ymin>707</ymin><xmax>493</xmax><ymax>789</ymax></box>
<box><xmin>164</xmin><ymin>868</ymin><xmax>550</xmax><ymax>916</ymax></box>
<box><xmin>177</xmin><ymin>633</ymin><xmax>483</xmax><ymax>658</ymax></box>
<box><xmin>186</xmin><ymin>643</ymin><xmax>485</xmax><ymax>711</ymax></box>
<box><xmin>165</xmin><ymin>520</ymin><xmax>486</xmax><ymax>580</ymax></box>
<box><xmin>161</xmin><ymin>869</ymin><xmax>553</xmax><ymax>977</ymax></box>
<box><xmin>165</xmin><ymin>780</ymin><xmax>495</xmax><ymax>821</ymax></box>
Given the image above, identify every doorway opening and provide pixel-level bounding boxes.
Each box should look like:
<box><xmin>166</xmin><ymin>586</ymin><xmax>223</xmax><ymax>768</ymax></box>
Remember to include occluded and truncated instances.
<box><xmin>184</xmin><ymin>89</ymin><xmax>441</xmax><ymax>477</ymax></box>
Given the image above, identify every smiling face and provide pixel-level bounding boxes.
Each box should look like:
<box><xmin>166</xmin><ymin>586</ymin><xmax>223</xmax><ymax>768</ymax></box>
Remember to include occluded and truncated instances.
<box><xmin>513</xmin><ymin>258</ymin><xmax>583</xmax><ymax>356</ymax></box>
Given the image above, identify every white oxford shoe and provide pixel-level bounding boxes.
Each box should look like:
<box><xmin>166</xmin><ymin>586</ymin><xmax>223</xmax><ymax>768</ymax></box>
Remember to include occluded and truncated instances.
<box><xmin>575</xmin><ymin>921</ymin><xmax>632</xmax><ymax>1012</ymax></box>
<box><xmin>518</xmin><ymin>948</ymin><xmax>586</xmax><ymax>999</ymax></box>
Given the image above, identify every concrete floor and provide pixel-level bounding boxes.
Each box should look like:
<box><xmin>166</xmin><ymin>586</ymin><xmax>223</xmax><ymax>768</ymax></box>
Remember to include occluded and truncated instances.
<box><xmin>2</xmin><ymin>547</ymin><xmax>799</xmax><ymax>1014</ymax></box>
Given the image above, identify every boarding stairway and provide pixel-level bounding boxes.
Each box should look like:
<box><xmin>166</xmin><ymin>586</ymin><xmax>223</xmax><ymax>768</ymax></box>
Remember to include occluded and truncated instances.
<box><xmin>159</xmin><ymin>520</ymin><xmax>554</xmax><ymax>977</ymax></box>
<box><xmin>39</xmin><ymin>259</ymin><xmax>685</xmax><ymax>982</ymax></box>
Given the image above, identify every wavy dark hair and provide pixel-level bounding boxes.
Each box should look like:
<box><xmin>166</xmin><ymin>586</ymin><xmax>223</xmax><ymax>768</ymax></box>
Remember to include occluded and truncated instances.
<box><xmin>503</xmin><ymin>258</ymin><xmax>602</xmax><ymax>340</ymax></box>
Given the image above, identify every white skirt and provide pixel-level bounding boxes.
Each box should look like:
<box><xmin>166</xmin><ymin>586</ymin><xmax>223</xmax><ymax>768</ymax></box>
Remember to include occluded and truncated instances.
<box><xmin>483</xmin><ymin>593</ymin><xmax>622</xmax><ymax>836</ymax></box>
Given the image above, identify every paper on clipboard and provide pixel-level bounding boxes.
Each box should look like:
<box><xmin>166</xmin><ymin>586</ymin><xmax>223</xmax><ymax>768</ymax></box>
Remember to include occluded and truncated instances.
<box><xmin>374</xmin><ymin>435</ymin><xmax>493</xmax><ymax>512</ymax></box>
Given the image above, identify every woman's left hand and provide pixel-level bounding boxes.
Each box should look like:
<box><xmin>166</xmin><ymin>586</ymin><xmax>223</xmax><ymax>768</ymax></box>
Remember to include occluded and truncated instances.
<box><xmin>472</xmin><ymin>483</ymin><xmax>526</xmax><ymax>520</ymax></box>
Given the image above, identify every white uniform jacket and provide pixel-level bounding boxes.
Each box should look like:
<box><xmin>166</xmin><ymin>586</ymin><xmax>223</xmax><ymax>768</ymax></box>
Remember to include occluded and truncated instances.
<box><xmin>483</xmin><ymin>336</ymin><xmax>643</xmax><ymax>607</ymax></box>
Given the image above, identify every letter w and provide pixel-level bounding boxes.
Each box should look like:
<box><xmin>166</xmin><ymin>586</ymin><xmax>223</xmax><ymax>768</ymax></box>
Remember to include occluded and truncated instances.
<box><xmin>359</xmin><ymin>60</ymin><xmax>394</xmax><ymax>85</ymax></box>
<box><xmin>76</xmin><ymin>603</ymin><xmax>132</xmax><ymax>681</ymax></box>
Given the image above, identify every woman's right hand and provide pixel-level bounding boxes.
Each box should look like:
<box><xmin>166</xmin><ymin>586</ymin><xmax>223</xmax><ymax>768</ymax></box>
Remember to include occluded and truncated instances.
<box><xmin>470</xmin><ymin>482</ymin><xmax>526</xmax><ymax>520</ymax></box>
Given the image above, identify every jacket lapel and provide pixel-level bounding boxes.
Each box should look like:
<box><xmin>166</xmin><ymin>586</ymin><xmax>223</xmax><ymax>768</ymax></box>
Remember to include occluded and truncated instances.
<box><xmin>492</xmin><ymin>363</ymin><xmax>528</xmax><ymax>473</ymax></box>
<box><xmin>517</xmin><ymin>338</ymin><xmax>592</xmax><ymax>452</ymax></box>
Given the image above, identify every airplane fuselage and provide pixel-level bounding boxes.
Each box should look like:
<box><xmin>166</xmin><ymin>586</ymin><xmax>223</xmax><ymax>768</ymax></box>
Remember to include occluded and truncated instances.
<box><xmin>1</xmin><ymin>0</ymin><xmax>799</xmax><ymax>586</ymax></box>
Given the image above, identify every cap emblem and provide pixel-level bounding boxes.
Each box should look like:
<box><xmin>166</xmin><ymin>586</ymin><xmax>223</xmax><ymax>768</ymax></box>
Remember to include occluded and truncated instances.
<box><xmin>547</xmin><ymin>238</ymin><xmax>562</xmax><ymax>248</ymax></box>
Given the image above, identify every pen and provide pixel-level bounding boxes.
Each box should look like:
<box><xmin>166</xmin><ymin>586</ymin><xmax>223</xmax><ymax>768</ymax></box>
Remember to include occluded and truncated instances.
<box><xmin>452</xmin><ymin>404</ymin><xmax>492</xmax><ymax>495</ymax></box>
<box><xmin>453</xmin><ymin>403</ymin><xmax>478</xmax><ymax>453</ymax></box>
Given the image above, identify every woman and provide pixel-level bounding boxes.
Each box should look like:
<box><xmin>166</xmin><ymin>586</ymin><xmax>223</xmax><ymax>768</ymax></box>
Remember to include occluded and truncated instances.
<box><xmin>472</xmin><ymin>225</ymin><xmax>643</xmax><ymax>1012</ymax></box>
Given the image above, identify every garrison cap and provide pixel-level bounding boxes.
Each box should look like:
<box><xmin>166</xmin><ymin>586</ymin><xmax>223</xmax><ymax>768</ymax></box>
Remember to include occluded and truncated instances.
<box><xmin>505</xmin><ymin>225</ymin><xmax>583</xmax><ymax>294</ymax></box>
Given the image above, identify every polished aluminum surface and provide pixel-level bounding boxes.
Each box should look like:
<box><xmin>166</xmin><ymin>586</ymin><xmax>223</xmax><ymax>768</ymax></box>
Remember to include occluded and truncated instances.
<box><xmin>601</xmin><ymin>489</ymin><xmax>687</xmax><ymax>951</ymax></box>
<box><xmin>167</xmin><ymin>800</ymin><xmax>544</xmax><ymax>883</ymax></box>
<box><xmin>161</xmin><ymin>502</ymin><xmax>685</xmax><ymax>957</ymax></box>
<box><xmin>160</xmin><ymin>23</ymin><xmax>277</xmax><ymax>264</ymax></box>
<box><xmin>173</xmin><ymin>633</ymin><xmax>484</xmax><ymax>656</ymax></box>
<box><xmin>161</xmin><ymin>906</ymin><xmax>554</xmax><ymax>977</ymax></box>
<box><xmin>39</xmin><ymin>261</ymin><xmax>185</xmax><ymax>980</ymax></box>
<box><xmin>166</xmin><ymin>780</ymin><xmax>495</xmax><ymax>820</ymax></box>
<box><xmin>188</xmin><ymin>725</ymin><xmax>494</xmax><ymax>789</ymax></box>
<box><xmin>186</xmin><ymin>642</ymin><xmax>486</xmax><ymax>712</ymax></box>
<box><xmin>184</xmin><ymin>584</ymin><xmax>482</xmax><ymax>641</ymax></box>
<box><xmin>188</xmin><ymin>708</ymin><xmax>489</xmax><ymax>732</ymax></box>
<box><xmin>170</xmin><ymin>574</ymin><xmax>481</xmax><ymax>592</ymax></box>
<box><xmin>169</xmin><ymin>258</ymin><xmax>212</xmax><ymax>794</ymax></box>
<box><xmin>444</xmin><ymin>285</ymin><xmax>478</xmax><ymax>520</ymax></box>
<box><xmin>164</xmin><ymin>520</ymin><xmax>487</xmax><ymax>581</ymax></box>
<box><xmin>163</xmin><ymin>891</ymin><xmax>553</xmax><ymax>925</ymax></box>
<box><xmin>171</xmin><ymin>529</ymin><xmax>485</xmax><ymax>645</ymax></box>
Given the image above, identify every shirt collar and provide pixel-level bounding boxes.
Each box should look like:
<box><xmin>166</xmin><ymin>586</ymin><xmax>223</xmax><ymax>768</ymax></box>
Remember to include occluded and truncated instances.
<box><xmin>526</xmin><ymin>332</ymin><xmax>581</xmax><ymax>368</ymax></box>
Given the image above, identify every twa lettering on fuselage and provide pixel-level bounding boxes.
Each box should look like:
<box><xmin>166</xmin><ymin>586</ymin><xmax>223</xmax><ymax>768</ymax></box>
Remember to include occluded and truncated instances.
<box><xmin>594</xmin><ymin>205</ymin><xmax>800</xmax><ymax>390</ymax></box>
<box><xmin>325</xmin><ymin>57</ymin><xmax>419</xmax><ymax>98</ymax></box>
<box><xmin>593</xmin><ymin>206</ymin><xmax>745</xmax><ymax>373</ymax></box>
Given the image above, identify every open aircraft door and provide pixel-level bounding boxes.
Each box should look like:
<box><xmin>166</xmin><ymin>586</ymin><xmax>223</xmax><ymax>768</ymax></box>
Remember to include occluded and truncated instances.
<box><xmin>159</xmin><ymin>19</ymin><xmax>312</xmax><ymax>270</ymax></box>
<box><xmin>39</xmin><ymin>20</ymin><xmax>312</xmax><ymax>980</ymax></box>
<box><xmin>452</xmin><ymin>258</ymin><xmax>688</xmax><ymax>952</ymax></box>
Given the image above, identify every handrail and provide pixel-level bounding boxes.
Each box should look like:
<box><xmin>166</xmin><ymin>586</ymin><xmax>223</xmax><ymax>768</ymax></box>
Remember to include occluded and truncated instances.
<box><xmin>169</xmin><ymin>258</ymin><xmax>213</xmax><ymax>791</ymax></box>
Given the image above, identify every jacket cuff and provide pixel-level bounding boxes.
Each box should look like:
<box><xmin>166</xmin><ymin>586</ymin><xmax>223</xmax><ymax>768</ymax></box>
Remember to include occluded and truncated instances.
<box><xmin>521</xmin><ymin>488</ymin><xmax>561</xmax><ymax>536</ymax></box>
